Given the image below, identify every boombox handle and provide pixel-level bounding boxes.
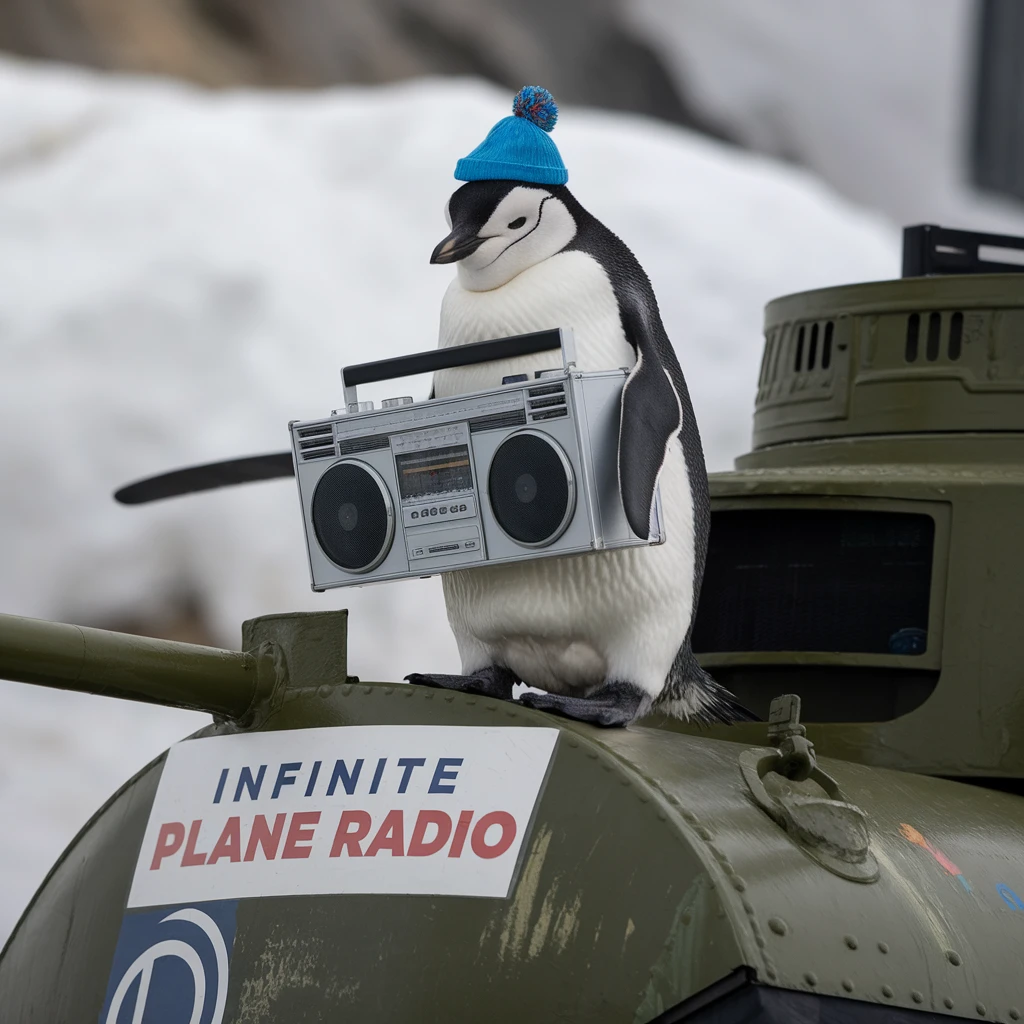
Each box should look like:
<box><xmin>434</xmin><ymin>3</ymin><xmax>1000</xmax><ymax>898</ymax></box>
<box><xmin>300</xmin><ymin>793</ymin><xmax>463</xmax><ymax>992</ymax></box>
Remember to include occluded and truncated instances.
<box><xmin>340</xmin><ymin>328</ymin><xmax>576</xmax><ymax>410</ymax></box>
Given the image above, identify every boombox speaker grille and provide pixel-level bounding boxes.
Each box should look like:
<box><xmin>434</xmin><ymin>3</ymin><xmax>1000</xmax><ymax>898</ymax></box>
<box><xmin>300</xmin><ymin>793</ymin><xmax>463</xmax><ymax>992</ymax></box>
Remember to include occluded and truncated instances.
<box><xmin>312</xmin><ymin>460</ymin><xmax>394</xmax><ymax>572</ymax></box>
<box><xmin>488</xmin><ymin>431</ymin><xmax>575</xmax><ymax>547</ymax></box>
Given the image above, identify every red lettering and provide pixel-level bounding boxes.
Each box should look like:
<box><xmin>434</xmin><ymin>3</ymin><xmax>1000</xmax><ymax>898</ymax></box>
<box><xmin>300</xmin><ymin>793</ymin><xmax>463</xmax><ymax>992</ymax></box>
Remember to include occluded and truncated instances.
<box><xmin>244</xmin><ymin>813</ymin><xmax>287</xmax><ymax>862</ymax></box>
<box><xmin>282</xmin><ymin>811</ymin><xmax>321</xmax><ymax>859</ymax></box>
<box><xmin>150</xmin><ymin>821</ymin><xmax>185</xmax><ymax>870</ymax></box>
<box><xmin>207</xmin><ymin>817</ymin><xmax>242</xmax><ymax>864</ymax></box>
<box><xmin>366</xmin><ymin>809</ymin><xmax>405</xmax><ymax>857</ymax></box>
<box><xmin>330</xmin><ymin>810</ymin><xmax>372</xmax><ymax>857</ymax></box>
<box><xmin>471</xmin><ymin>811</ymin><xmax>516</xmax><ymax>860</ymax></box>
<box><xmin>408</xmin><ymin>810</ymin><xmax>452</xmax><ymax>857</ymax></box>
<box><xmin>448</xmin><ymin>810</ymin><xmax>474</xmax><ymax>858</ymax></box>
<box><xmin>181</xmin><ymin>819</ymin><xmax>208</xmax><ymax>866</ymax></box>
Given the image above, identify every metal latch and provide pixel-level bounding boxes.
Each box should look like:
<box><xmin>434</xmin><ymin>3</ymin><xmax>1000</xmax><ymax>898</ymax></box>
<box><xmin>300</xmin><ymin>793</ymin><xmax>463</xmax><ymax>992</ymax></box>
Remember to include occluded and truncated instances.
<box><xmin>740</xmin><ymin>694</ymin><xmax>879</xmax><ymax>883</ymax></box>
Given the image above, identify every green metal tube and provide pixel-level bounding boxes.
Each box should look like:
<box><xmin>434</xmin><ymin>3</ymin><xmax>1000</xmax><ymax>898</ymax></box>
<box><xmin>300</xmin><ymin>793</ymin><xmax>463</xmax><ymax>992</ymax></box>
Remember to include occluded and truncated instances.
<box><xmin>0</xmin><ymin>612</ymin><xmax>258</xmax><ymax>719</ymax></box>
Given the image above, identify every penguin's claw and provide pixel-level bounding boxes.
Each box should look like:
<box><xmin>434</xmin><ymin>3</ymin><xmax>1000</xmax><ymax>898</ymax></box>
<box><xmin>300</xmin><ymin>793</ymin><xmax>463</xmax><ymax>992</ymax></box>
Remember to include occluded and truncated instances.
<box><xmin>405</xmin><ymin>665</ymin><xmax>517</xmax><ymax>702</ymax></box>
<box><xmin>517</xmin><ymin>682</ymin><xmax>652</xmax><ymax>728</ymax></box>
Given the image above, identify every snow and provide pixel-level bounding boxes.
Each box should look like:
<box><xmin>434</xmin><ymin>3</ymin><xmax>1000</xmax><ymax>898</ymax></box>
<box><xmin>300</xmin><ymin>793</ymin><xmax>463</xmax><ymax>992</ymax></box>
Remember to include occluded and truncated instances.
<box><xmin>628</xmin><ymin>0</ymin><xmax>1024</xmax><ymax>234</ymax></box>
<box><xmin>0</xmin><ymin>56</ymin><xmax>897</xmax><ymax>943</ymax></box>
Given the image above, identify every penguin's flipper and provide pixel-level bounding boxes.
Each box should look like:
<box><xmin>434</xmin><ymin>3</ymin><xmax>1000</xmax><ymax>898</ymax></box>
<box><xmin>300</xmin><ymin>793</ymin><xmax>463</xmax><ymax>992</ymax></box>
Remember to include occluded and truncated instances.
<box><xmin>618</xmin><ymin>351</ymin><xmax>682</xmax><ymax>539</ymax></box>
<box><xmin>405</xmin><ymin>666</ymin><xmax>516</xmax><ymax>702</ymax></box>
<box><xmin>517</xmin><ymin>681</ymin><xmax>652</xmax><ymax>728</ymax></box>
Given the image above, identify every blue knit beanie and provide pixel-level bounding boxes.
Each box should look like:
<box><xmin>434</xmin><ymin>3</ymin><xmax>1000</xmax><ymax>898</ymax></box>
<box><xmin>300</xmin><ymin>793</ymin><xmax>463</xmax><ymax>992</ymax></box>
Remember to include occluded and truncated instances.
<box><xmin>455</xmin><ymin>86</ymin><xmax>568</xmax><ymax>186</ymax></box>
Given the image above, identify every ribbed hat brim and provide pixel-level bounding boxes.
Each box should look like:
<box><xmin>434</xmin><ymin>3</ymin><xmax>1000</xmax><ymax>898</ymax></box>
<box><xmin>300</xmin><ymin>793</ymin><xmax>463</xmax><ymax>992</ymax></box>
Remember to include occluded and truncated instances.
<box><xmin>454</xmin><ymin>157</ymin><xmax>568</xmax><ymax>185</ymax></box>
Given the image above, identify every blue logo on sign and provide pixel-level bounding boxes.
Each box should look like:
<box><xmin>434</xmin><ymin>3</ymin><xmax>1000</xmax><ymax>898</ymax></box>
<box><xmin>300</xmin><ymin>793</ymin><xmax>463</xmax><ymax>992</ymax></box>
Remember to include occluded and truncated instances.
<box><xmin>99</xmin><ymin>901</ymin><xmax>237</xmax><ymax>1024</ymax></box>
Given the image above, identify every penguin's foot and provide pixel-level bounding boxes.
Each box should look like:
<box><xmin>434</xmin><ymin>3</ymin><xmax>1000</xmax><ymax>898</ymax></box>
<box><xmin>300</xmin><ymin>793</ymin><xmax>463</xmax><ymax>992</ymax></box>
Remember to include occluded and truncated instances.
<box><xmin>517</xmin><ymin>681</ymin><xmax>652</xmax><ymax>728</ymax></box>
<box><xmin>404</xmin><ymin>665</ymin><xmax>517</xmax><ymax>702</ymax></box>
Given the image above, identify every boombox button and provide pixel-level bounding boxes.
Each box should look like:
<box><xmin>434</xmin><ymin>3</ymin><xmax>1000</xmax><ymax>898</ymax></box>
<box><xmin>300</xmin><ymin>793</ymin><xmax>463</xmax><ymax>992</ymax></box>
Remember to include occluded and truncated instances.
<box><xmin>403</xmin><ymin>496</ymin><xmax>476</xmax><ymax>528</ymax></box>
<box><xmin>411</xmin><ymin>546</ymin><xmax>425</xmax><ymax>558</ymax></box>
<box><xmin>464</xmin><ymin>539</ymin><xmax>478</xmax><ymax>550</ymax></box>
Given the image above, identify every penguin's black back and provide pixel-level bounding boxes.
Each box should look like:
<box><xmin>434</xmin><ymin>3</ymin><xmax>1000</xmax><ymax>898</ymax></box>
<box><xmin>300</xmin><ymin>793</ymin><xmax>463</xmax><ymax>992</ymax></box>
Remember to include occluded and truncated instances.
<box><xmin>554</xmin><ymin>187</ymin><xmax>757</xmax><ymax>721</ymax></box>
<box><xmin>555</xmin><ymin>188</ymin><xmax>712</xmax><ymax>631</ymax></box>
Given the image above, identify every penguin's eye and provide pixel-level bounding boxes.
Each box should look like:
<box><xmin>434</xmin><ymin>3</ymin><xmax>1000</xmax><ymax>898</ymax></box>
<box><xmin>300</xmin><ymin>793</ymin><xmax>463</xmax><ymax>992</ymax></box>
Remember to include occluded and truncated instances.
<box><xmin>507</xmin><ymin>216</ymin><xmax>527</xmax><ymax>230</ymax></box>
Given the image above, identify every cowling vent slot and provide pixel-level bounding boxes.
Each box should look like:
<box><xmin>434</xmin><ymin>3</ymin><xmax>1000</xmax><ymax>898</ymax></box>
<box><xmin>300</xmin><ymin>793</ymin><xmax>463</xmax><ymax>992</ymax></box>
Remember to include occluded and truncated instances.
<box><xmin>904</xmin><ymin>311</ymin><xmax>965</xmax><ymax>364</ymax></box>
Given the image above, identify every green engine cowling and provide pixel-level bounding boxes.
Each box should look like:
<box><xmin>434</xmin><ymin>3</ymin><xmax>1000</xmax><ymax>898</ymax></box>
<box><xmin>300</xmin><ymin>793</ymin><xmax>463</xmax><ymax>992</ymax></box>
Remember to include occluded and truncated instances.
<box><xmin>1</xmin><ymin>609</ymin><xmax>1024</xmax><ymax>1022</ymax></box>
<box><xmin>685</xmin><ymin>257</ymin><xmax>1024</xmax><ymax>781</ymax></box>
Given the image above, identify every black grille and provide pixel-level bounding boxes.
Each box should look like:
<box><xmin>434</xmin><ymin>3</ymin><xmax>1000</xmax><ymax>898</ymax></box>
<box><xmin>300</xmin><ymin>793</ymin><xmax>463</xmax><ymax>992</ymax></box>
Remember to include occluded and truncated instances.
<box><xmin>469</xmin><ymin>409</ymin><xmax>527</xmax><ymax>433</ymax></box>
<box><xmin>488</xmin><ymin>434</ymin><xmax>573</xmax><ymax>546</ymax></box>
<box><xmin>298</xmin><ymin>423</ymin><xmax>332</xmax><ymax>438</ymax></box>
<box><xmin>337</xmin><ymin>435</ymin><xmax>390</xmax><ymax>455</ymax></box>
<box><xmin>692</xmin><ymin>510</ymin><xmax>934</xmax><ymax>655</ymax></box>
<box><xmin>528</xmin><ymin>395</ymin><xmax>566</xmax><ymax>409</ymax></box>
<box><xmin>301</xmin><ymin>446</ymin><xmax>337</xmax><ymax>461</ymax></box>
<box><xmin>299</xmin><ymin>426</ymin><xmax>335</xmax><ymax>462</ymax></box>
<box><xmin>527</xmin><ymin>382</ymin><xmax>567</xmax><ymax>421</ymax></box>
<box><xmin>312</xmin><ymin>462</ymin><xmax>392</xmax><ymax>572</ymax></box>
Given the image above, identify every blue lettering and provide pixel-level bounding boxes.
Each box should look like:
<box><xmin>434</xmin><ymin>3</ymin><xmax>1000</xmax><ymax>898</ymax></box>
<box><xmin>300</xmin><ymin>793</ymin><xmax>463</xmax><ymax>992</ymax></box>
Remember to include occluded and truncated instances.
<box><xmin>272</xmin><ymin>762</ymin><xmax>302</xmax><ymax>799</ymax></box>
<box><xmin>369</xmin><ymin>758</ymin><xmax>387</xmax><ymax>795</ymax></box>
<box><xmin>429</xmin><ymin>758</ymin><xmax>464</xmax><ymax>794</ymax></box>
<box><xmin>304</xmin><ymin>760</ymin><xmax>322</xmax><ymax>797</ymax></box>
<box><xmin>997</xmin><ymin>883</ymin><xmax>1024</xmax><ymax>910</ymax></box>
<box><xmin>396</xmin><ymin>758</ymin><xmax>426</xmax><ymax>794</ymax></box>
<box><xmin>233</xmin><ymin>765</ymin><xmax>267</xmax><ymax>802</ymax></box>
<box><xmin>213</xmin><ymin>767</ymin><xmax>229</xmax><ymax>804</ymax></box>
<box><xmin>327</xmin><ymin>758</ymin><xmax>364</xmax><ymax>796</ymax></box>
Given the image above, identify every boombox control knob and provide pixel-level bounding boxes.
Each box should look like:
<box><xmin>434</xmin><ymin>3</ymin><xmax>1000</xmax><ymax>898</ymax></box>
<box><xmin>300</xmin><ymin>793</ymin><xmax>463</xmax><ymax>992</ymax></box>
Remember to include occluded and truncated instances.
<box><xmin>346</xmin><ymin>401</ymin><xmax>374</xmax><ymax>414</ymax></box>
<box><xmin>381</xmin><ymin>396</ymin><xmax>414</xmax><ymax>409</ymax></box>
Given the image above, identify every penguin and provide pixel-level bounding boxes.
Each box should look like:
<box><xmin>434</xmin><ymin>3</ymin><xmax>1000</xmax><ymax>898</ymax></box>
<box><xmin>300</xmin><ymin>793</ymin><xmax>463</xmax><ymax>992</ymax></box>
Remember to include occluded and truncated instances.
<box><xmin>406</xmin><ymin>88</ymin><xmax>753</xmax><ymax>729</ymax></box>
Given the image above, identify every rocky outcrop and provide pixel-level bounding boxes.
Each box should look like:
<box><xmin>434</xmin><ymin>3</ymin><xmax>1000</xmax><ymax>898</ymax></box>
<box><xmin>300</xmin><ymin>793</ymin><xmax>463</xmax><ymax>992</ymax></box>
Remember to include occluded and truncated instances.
<box><xmin>0</xmin><ymin>0</ymin><xmax>725</xmax><ymax>133</ymax></box>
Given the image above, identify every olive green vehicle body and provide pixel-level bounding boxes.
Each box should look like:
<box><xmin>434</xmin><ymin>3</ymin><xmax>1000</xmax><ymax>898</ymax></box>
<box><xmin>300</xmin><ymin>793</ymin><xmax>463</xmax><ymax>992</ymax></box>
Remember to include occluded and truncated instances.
<box><xmin>3</xmin><ymin>269</ymin><xmax>1024</xmax><ymax>1021</ymax></box>
<box><xmin>687</xmin><ymin>273</ymin><xmax>1024</xmax><ymax>779</ymax></box>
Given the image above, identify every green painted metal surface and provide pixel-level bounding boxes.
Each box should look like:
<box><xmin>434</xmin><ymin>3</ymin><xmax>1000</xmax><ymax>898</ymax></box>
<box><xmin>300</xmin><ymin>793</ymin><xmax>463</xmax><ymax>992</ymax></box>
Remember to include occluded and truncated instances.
<box><xmin>678</xmin><ymin>273</ymin><xmax>1024</xmax><ymax>781</ymax></box>
<box><xmin>2</xmin><ymin>611</ymin><xmax>1024</xmax><ymax>1020</ymax></box>
<box><xmin>0</xmin><ymin>613</ymin><xmax>262</xmax><ymax>719</ymax></box>
<box><xmin>754</xmin><ymin>274</ymin><xmax>1024</xmax><ymax>449</ymax></box>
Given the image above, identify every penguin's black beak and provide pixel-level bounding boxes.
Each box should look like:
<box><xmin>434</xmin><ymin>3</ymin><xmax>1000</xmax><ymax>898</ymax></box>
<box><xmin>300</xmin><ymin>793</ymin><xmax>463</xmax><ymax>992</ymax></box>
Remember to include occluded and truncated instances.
<box><xmin>430</xmin><ymin>230</ymin><xmax>485</xmax><ymax>265</ymax></box>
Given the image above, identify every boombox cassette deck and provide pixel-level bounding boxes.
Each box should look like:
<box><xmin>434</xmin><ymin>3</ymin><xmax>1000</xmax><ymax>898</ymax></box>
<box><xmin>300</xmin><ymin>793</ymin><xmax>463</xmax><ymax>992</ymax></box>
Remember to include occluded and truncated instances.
<box><xmin>290</xmin><ymin>328</ymin><xmax>664</xmax><ymax>591</ymax></box>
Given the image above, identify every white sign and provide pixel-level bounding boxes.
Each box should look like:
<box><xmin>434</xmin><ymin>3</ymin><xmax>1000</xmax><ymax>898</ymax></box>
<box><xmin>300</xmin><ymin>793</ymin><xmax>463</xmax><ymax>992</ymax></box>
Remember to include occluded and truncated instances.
<box><xmin>128</xmin><ymin>725</ymin><xmax>558</xmax><ymax>908</ymax></box>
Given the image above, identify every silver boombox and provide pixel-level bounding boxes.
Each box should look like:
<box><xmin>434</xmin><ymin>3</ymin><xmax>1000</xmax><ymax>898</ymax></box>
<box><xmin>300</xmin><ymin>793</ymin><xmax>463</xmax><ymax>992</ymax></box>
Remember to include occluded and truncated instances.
<box><xmin>290</xmin><ymin>328</ymin><xmax>664</xmax><ymax>591</ymax></box>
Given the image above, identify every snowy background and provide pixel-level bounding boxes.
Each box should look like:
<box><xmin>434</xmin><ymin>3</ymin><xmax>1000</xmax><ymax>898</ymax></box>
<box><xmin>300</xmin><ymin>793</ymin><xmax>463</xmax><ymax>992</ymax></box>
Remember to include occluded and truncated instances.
<box><xmin>629</xmin><ymin>0</ymin><xmax>1024</xmax><ymax>236</ymax></box>
<box><xmin>0</xmin><ymin>56</ymin><xmax>901</xmax><ymax>942</ymax></box>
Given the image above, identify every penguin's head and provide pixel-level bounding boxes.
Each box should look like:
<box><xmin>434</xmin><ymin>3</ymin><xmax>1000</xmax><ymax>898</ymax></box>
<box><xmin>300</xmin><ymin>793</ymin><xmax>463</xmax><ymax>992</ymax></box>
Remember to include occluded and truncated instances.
<box><xmin>431</xmin><ymin>180</ymin><xmax>577</xmax><ymax>292</ymax></box>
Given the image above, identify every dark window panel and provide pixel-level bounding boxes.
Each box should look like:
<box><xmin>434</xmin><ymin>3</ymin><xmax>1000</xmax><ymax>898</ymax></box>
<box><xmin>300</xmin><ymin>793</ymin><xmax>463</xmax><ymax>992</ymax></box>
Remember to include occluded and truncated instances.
<box><xmin>692</xmin><ymin>510</ymin><xmax>934</xmax><ymax>656</ymax></box>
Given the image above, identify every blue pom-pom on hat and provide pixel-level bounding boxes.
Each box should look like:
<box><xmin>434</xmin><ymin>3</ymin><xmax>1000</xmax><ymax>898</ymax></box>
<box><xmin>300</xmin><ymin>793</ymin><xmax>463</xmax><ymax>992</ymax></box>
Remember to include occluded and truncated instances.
<box><xmin>455</xmin><ymin>86</ymin><xmax>568</xmax><ymax>185</ymax></box>
<box><xmin>512</xmin><ymin>85</ymin><xmax>558</xmax><ymax>132</ymax></box>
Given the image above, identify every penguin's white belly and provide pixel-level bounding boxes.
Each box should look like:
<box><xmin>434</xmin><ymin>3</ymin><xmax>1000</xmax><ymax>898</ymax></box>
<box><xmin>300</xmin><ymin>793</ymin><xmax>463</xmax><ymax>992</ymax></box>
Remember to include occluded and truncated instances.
<box><xmin>434</xmin><ymin>251</ymin><xmax>695</xmax><ymax>699</ymax></box>
<box><xmin>434</xmin><ymin>250</ymin><xmax>634</xmax><ymax>383</ymax></box>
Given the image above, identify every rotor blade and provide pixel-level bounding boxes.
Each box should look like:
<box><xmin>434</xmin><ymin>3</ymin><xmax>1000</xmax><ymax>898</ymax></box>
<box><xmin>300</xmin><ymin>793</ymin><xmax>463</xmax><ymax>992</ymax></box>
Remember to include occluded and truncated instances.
<box><xmin>114</xmin><ymin>451</ymin><xmax>295</xmax><ymax>505</ymax></box>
